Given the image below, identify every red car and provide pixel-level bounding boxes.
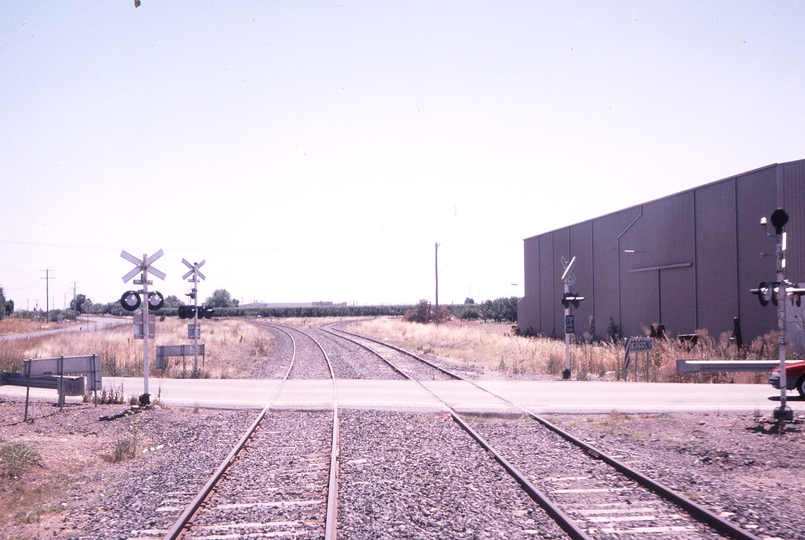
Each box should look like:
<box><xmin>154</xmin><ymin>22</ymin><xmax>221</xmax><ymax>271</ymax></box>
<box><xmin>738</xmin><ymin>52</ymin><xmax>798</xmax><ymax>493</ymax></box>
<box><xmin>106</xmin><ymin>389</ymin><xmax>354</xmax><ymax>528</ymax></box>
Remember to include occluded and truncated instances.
<box><xmin>769</xmin><ymin>361</ymin><xmax>805</xmax><ymax>396</ymax></box>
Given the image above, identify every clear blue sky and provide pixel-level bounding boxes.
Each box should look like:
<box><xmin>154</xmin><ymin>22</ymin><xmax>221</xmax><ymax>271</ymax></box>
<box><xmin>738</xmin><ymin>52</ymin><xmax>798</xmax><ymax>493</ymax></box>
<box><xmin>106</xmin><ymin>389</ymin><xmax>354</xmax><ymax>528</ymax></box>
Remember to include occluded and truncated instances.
<box><xmin>2</xmin><ymin>1</ymin><xmax>804</xmax><ymax>310</ymax></box>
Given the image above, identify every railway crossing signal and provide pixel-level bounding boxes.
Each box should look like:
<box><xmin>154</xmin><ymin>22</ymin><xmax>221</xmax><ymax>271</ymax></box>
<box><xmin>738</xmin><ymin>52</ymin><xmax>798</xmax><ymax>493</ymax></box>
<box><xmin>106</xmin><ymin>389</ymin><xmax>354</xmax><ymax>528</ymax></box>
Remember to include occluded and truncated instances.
<box><xmin>178</xmin><ymin>305</ymin><xmax>215</xmax><ymax>319</ymax></box>
<box><xmin>120</xmin><ymin>249</ymin><xmax>166</xmax><ymax>404</ymax></box>
<box><xmin>560</xmin><ymin>256</ymin><xmax>584</xmax><ymax>380</ymax></box>
<box><xmin>751</xmin><ymin>281</ymin><xmax>805</xmax><ymax>307</ymax></box>
<box><xmin>750</xmin><ymin>282</ymin><xmax>774</xmax><ymax>306</ymax></box>
<box><xmin>120</xmin><ymin>290</ymin><xmax>141</xmax><ymax>311</ymax></box>
<box><xmin>182</xmin><ymin>258</ymin><xmax>207</xmax><ymax>374</ymax></box>
<box><xmin>120</xmin><ymin>291</ymin><xmax>165</xmax><ymax>312</ymax></box>
<box><xmin>753</xmin><ymin>209</ymin><xmax>794</xmax><ymax>421</ymax></box>
<box><xmin>561</xmin><ymin>292</ymin><xmax>585</xmax><ymax>309</ymax></box>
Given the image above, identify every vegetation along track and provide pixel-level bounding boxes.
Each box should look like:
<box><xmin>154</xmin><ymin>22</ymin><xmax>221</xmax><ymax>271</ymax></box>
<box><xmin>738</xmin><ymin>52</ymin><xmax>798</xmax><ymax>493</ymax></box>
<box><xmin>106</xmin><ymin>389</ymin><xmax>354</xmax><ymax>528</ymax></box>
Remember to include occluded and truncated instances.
<box><xmin>327</xmin><ymin>324</ymin><xmax>763</xmax><ymax>540</ymax></box>
<box><xmin>163</xmin><ymin>323</ymin><xmax>339</xmax><ymax>540</ymax></box>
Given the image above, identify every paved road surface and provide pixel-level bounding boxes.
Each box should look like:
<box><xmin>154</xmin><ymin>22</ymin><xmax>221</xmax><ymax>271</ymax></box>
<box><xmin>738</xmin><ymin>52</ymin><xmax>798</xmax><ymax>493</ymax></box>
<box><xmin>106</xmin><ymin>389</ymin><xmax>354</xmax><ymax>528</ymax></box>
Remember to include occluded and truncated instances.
<box><xmin>0</xmin><ymin>316</ymin><xmax>127</xmax><ymax>341</ymax></box>
<box><xmin>2</xmin><ymin>376</ymin><xmax>796</xmax><ymax>416</ymax></box>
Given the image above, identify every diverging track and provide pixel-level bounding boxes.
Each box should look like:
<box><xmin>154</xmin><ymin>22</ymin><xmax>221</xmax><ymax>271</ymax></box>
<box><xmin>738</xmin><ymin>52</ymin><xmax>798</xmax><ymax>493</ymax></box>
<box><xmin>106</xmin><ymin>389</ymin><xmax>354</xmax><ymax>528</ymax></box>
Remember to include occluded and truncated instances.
<box><xmin>326</xmin><ymin>324</ymin><xmax>762</xmax><ymax>540</ymax></box>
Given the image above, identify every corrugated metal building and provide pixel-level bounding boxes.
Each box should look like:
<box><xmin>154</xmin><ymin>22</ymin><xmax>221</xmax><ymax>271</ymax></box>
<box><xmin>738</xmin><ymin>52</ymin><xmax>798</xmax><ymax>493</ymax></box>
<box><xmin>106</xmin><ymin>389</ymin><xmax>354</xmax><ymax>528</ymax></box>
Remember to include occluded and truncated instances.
<box><xmin>517</xmin><ymin>159</ymin><xmax>805</xmax><ymax>345</ymax></box>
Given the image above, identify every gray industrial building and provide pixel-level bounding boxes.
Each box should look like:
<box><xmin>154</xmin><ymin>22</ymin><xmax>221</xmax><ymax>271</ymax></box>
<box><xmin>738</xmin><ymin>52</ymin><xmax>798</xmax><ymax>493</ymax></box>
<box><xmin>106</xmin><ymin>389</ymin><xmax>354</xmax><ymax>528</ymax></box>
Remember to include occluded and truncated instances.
<box><xmin>517</xmin><ymin>159</ymin><xmax>805</xmax><ymax>347</ymax></box>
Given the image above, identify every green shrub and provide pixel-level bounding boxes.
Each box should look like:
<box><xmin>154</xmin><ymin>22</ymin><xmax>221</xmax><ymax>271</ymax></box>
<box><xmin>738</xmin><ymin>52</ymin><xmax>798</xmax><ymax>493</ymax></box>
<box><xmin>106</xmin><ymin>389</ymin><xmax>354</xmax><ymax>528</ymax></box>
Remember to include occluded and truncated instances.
<box><xmin>1</xmin><ymin>441</ymin><xmax>40</xmax><ymax>476</ymax></box>
<box><xmin>113</xmin><ymin>437</ymin><xmax>138</xmax><ymax>462</ymax></box>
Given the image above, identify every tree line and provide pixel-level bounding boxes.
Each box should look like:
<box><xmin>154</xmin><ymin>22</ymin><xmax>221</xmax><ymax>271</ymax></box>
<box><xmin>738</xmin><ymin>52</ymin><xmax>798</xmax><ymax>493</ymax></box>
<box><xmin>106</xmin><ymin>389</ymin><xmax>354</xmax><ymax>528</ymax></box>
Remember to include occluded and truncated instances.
<box><xmin>0</xmin><ymin>284</ymin><xmax>520</xmax><ymax>324</ymax></box>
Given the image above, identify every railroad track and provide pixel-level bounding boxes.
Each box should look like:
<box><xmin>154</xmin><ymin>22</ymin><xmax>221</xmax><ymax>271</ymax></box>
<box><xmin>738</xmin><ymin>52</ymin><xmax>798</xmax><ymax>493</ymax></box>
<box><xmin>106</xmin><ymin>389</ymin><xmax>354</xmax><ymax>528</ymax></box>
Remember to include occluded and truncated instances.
<box><xmin>152</xmin><ymin>320</ymin><xmax>762</xmax><ymax>539</ymax></box>
<box><xmin>325</xmin><ymin>324</ymin><xmax>762</xmax><ymax>540</ymax></box>
<box><xmin>161</xmin><ymin>323</ymin><xmax>339</xmax><ymax>540</ymax></box>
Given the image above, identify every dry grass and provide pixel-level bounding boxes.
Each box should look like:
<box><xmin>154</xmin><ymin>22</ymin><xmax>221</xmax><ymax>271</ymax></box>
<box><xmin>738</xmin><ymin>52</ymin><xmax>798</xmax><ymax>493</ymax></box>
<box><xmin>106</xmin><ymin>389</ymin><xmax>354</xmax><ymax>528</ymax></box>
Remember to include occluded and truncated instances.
<box><xmin>0</xmin><ymin>318</ymin><xmax>274</xmax><ymax>380</ymax></box>
<box><xmin>346</xmin><ymin>318</ymin><xmax>570</xmax><ymax>376</ymax></box>
<box><xmin>1</xmin><ymin>316</ymin><xmax>789</xmax><ymax>384</ymax></box>
<box><xmin>0</xmin><ymin>318</ymin><xmax>62</xmax><ymax>336</ymax></box>
<box><xmin>344</xmin><ymin>318</ymin><xmax>785</xmax><ymax>382</ymax></box>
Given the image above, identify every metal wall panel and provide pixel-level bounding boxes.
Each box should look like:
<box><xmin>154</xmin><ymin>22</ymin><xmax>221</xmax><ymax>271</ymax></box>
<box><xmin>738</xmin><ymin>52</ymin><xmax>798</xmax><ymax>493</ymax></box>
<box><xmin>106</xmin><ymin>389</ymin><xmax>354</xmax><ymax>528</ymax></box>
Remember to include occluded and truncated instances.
<box><xmin>569</xmin><ymin>221</ymin><xmax>594</xmax><ymax>336</ymax></box>
<box><xmin>619</xmin><ymin>193</ymin><xmax>696</xmax><ymax>336</ymax></box>
<box><xmin>782</xmin><ymin>160</ymin><xmax>805</xmax><ymax>282</ymax></box>
<box><xmin>538</xmin><ymin>234</ymin><xmax>556</xmax><ymax>336</ymax></box>
<box><xmin>695</xmin><ymin>179</ymin><xmax>739</xmax><ymax>340</ymax></box>
<box><xmin>593</xmin><ymin>208</ymin><xmax>642</xmax><ymax>341</ymax></box>
<box><xmin>552</xmin><ymin>230</ymin><xmax>571</xmax><ymax>338</ymax></box>
<box><xmin>736</xmin><ymin>166</ymin><xmax>778</xmax><ymax>343</ymax></box>
<box><xmin>659</xmin><ymin>262</ymin><xmax>697</xmax><ymax>336</ymax></box>
<box><xmin>517</xmin><ymin>236</ymin><xmax>541</xmax><ymax>334</ymax></box>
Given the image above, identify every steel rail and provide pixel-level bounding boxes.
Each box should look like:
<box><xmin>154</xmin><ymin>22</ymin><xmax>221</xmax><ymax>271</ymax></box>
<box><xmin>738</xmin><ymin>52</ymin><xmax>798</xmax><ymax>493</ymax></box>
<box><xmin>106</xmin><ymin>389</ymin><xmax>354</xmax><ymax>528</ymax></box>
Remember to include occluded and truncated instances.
<box><xmin>322</xmin><ymin>326</ymin><xmax>591</xmax><ymax>540</ymax></box>
<box><xmin>162</xmin><ymin>323</ymin><xmax>297</xmax><ymax>540</ymax></box>
<box><xmin>329</xmin><ymin>324</ymin><xmax>763</xmax><ymax>540</ymax></box>
<box><xmin>316</xmin><ymin>326</ymin><xmax>410</xmax><ymax>380</ymax></box>
<box><xmin>327</xmin><ymin>325</ymin><xmax>464</xmax><ymax>380</ymax></box>
<box><xmin>273</xmin><ymin>324</ymin><xmax>340</xmax><ymax>540</ymax></box>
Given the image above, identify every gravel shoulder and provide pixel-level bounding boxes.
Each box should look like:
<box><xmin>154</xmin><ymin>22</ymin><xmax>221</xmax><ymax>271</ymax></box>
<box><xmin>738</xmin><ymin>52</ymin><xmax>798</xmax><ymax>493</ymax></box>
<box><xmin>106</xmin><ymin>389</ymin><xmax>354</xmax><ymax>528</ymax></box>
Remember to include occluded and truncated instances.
<box><xmin>543</xmin><ymin>411</ymin><xmax>805</xmax><ymax>540</ymax></box>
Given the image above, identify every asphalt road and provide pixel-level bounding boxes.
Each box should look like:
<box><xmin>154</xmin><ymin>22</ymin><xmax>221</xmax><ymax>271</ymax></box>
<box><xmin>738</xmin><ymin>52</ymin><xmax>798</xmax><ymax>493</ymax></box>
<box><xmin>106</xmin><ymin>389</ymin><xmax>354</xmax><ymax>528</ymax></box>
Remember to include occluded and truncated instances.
<box><xmin>0</xmin><ymin>316</ymin><xmax>127</xmax><ymax>341</ymax></box>
<box><xmin>2</xmin><ymin>376</ymin><xmax>795</xmax><ymax>416</ymax></box>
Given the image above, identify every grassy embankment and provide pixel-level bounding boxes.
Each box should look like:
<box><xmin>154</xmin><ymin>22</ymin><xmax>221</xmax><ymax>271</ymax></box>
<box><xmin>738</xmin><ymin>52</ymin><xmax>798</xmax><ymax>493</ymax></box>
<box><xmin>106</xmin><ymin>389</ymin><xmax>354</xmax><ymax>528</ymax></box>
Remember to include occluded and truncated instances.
<box><xmin>346</xmin><ymin>318</ymin><xmax>781</xmax><ymax>383</ymax></box>
<box><xmin>0</xmin><ymin>317</ymin><xmax>272</xmax><ymax>383</ymax></box>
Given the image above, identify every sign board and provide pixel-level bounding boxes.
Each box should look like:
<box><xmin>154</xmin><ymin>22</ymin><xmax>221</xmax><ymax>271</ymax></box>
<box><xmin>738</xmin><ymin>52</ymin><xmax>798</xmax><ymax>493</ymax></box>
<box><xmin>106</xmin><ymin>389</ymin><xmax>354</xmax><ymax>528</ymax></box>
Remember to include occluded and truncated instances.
<box><xmin>121</xmin><ymin>249</ymin><xmax>166</xmax><ymax>283</ymax></box>
<box><xmin>188</xmin><ymin>324</ymin><xmax>201</xmax><ymax>339</ymax></box>
<box><xmin>133</xmin><ymin>312</ymin><xmax>156</xmax><ymax>339</ymax></box>
<box><xmin>623</xmin><ymin>337</ymin><xmax>654</xmax><ymax>378</ymax></box>
<box><xmin>181</xmin><ymin>259</ymin><xmax>206</xmax><ymax>282</ymax></box>
<box><xmin>23</xmin><ymin>354</ymin><xmax>102</xmax><ymax>391</ymax></box>
<box><xmin>565</xmin><ymin>315</ymin><xmax>575</xmax><ymax>334</ymax></box>
<box><xmin>155</xmin><ymin>344</ymin><xmax>205</xmax><ymax>370</ymax></box>
<box><xmin>561</xmin><ymin>256</ymin><xmax>576</xmax><ymax>285</ymax></box>
<box><xmin>626</xmin><ymin>337</ymin><xmax>654</xmax><ymax>354</ymax></box>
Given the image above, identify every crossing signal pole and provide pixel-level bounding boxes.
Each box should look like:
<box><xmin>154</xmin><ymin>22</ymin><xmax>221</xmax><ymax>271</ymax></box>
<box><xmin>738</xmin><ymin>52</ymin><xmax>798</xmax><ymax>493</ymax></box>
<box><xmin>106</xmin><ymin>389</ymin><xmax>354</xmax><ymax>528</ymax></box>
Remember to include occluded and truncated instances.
<box><xmin>560</xmin><ymin>257</ymin><xmax>584</xmax><ymax>380</ymax></box>
<box><xmin>182</xmin><ymin>259</ymin><xmax>206</xmax><ymax>374</ymax></box>
<box><xmin>121</xmin><ymin>249</ymin><xmax>166</xmax><ymax>405</ymax></box>
<box><xmin>751</xmin><ymin>209</ymin><xmax>794</xmax><ymax>421</ymax></box>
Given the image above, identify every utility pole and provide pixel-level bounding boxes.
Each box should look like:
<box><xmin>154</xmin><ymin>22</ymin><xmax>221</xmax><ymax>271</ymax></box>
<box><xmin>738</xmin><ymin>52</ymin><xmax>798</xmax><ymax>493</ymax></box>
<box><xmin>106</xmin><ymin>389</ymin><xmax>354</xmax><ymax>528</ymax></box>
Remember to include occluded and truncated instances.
<box><xmin>41</xmin><ymin>269</ymin><xmax>54</xmax><ymax>323</ymax></box>
<box><xmin>435</xmin><ymin>242</ymin><xmax>440</xmax><ymax>325</ymax></box>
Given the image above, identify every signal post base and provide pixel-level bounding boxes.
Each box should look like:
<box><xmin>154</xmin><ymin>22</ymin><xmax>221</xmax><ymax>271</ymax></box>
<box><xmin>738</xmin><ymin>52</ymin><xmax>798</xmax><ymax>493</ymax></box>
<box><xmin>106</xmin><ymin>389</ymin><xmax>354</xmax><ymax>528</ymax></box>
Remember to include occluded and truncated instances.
<box><xmin>773</xmin><ymin>406</ymin><xmax>793</xmax><ymax>421</ymax></box>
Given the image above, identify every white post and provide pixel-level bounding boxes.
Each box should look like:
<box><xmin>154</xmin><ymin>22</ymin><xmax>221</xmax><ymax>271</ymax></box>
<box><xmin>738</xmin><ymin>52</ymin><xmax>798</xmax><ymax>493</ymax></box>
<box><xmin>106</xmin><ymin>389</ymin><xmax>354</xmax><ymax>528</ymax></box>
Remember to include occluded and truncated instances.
<box><xmin>193</xmin><ymin>277</ymin><xmax>199</xmax><ymax>374</ymax></box>
<box><xmin>564</xmin><ymin>280</ymin><xmax>571</xmax><ymax>379</ymax></box>
<box><xmin>142</xmin><ymin>254</ymin><xmax>150</xmax><ymax>398</ymax></box>
<box><xmin>776</xmin><ymin>234</ymin><xmax>789</xmax><ymax>420</ymax></box>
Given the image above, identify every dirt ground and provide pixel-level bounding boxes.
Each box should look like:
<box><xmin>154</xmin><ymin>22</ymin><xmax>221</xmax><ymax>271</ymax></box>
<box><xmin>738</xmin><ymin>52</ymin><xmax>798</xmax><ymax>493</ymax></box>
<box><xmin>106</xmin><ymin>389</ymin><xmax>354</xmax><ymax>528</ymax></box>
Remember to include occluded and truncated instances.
<box><xmin>0</xmin><ymin>399</ymin><xmax>193</xmax><ymax>539</ymax></box>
